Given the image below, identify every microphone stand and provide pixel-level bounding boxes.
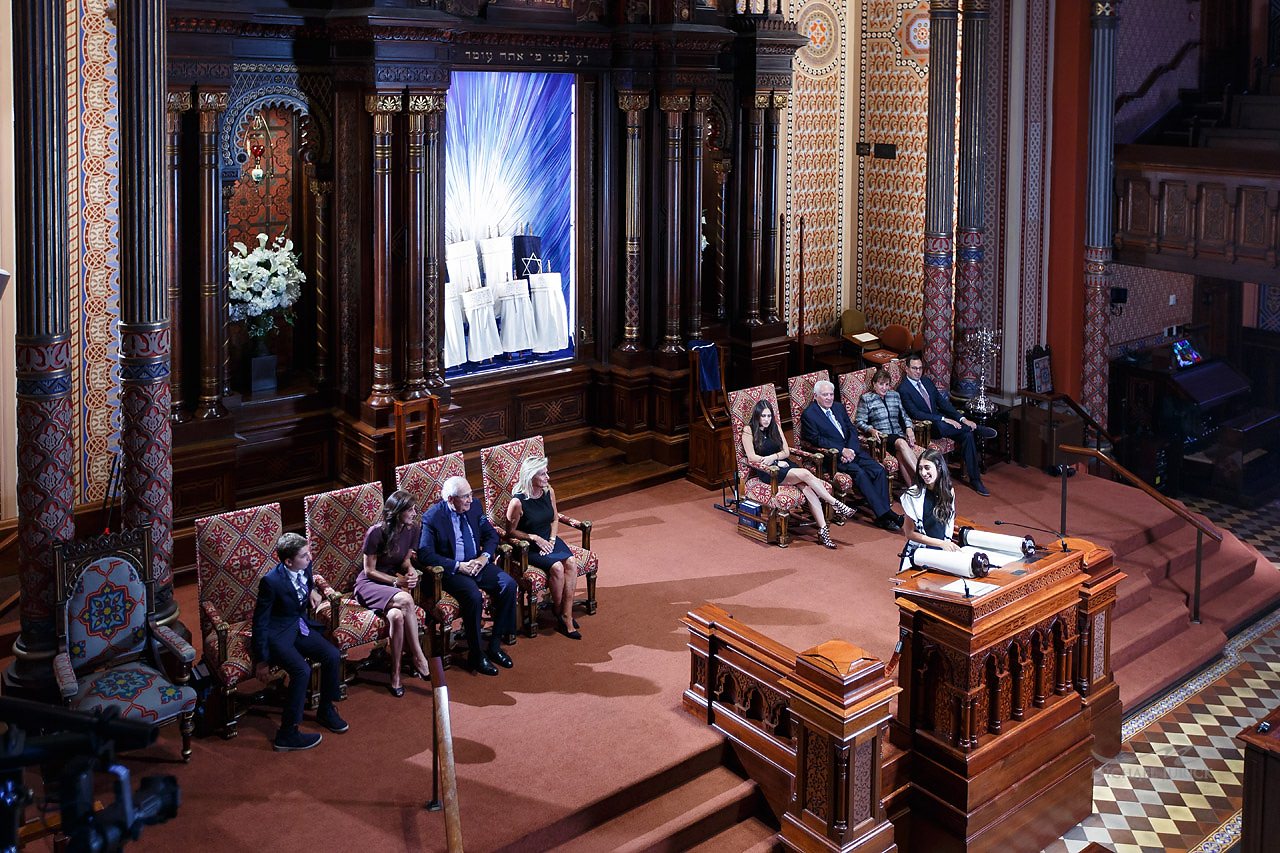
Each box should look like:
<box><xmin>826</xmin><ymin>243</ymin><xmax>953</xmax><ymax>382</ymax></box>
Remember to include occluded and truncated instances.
<box><xmin>994</xmin><ymin>519</ymin><xmax>1068</xmax><ymax>553</ymax></box>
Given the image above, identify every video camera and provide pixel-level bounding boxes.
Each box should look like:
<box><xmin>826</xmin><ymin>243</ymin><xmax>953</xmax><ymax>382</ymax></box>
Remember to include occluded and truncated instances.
<box><xmin>0</xmin><ymin>696</ymin><xmax>179</xmax><ymax>852</ymax></box>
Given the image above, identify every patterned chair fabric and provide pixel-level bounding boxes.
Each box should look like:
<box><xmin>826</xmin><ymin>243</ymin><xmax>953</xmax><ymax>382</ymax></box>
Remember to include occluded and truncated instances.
<box><xmin>397</xmin><ymin>452</ymin><xmax>500</xmax><ymax>659</ymax></box>
<box><xmin>786</xmin><ymin>369</ymin><xmax>855</xmax><ymax>497</ymax></box>
<box><xmin>53</xmin><ymin>528</ymin><xmax>196</xmax><ymax>761</ymax></box>
<box><xmin>838</xmin><ymin>362</ymin><xmax>954</xmax><ymax>468</ymax></box>
<box><xmin>480</xmin><ymin>435</ymin><xmax>599</xmax><ymax>636</ymax></box>
<box><xmin>195</xmin><ymin>503</ymin><xmax>293</xmax><ymax>738</ymax></box>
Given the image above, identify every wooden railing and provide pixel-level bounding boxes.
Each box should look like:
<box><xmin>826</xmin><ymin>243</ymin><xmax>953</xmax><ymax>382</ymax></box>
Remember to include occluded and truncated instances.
<box><xmin>1115</xmin><ymin>40</ymin><xmax>1202</xmax><ymax>113</ymax></box>
<box><xmin>425</xmin><ymin>657</ymin><xmax>464</xmax><ymax>853</ymax></box>
<box><xmin>1058</xmin><ymin>443</ymin><xmax>1222</xmax><ymax>622</ymax></box>
<box><xmin>1018</xmin><ymin>390</ymin><xmax>1117</xmax><ymax>473</ymax></box>
<box><xmin>1114</xmin><ymin>145</ymin><xmax>1280</xmax><ymax>285</ymax></box>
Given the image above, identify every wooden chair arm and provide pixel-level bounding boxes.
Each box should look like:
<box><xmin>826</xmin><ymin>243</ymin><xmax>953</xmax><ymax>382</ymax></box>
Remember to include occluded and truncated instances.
<box><xmin>500</xmin><ymin>539</ymin><xmax>528</xmax><ymax>580</ymax></box>
<box><xmin>200</xmin><ymin>601</ymin><xmax>231</xmax><ymax>665</ymax></box>
<box><xmin>556</xmin><ymin>514</ymin><xmax>592</xmax><ymax>549</ymax></box>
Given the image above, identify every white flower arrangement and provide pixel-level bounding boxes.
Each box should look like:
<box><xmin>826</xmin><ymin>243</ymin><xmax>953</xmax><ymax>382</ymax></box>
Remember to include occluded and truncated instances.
<box><xmin>227</xmin><ymin>233</ymin><xmax>305</xmax><ymax>339</ymax></box>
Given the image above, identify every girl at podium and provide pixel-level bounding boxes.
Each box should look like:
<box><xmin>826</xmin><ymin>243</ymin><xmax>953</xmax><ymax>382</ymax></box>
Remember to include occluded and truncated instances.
<box><xmin>899</xmin><ymin>448</ymin><xmax>960</xmax><ymax>570</ymax></box>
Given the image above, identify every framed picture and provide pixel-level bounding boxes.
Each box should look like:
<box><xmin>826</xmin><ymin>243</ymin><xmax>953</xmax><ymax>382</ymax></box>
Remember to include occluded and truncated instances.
<box><xmin>1025</xmin><ymin>345</ymin><xmax>1053</xmax><ymax>394</ymax></box>
<box><xmin>1032</xmin><ymin>355</ymin><xmax>1053</xmax><ymax>394</ymax></box>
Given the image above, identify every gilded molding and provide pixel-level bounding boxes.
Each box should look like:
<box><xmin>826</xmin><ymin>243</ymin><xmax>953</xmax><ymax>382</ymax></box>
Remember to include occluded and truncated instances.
<box><xmin>310</xmin><ymin>180</ymin><xmax>334</xmax><ymax>198</ymax></box>
<box><xmin>617</xmin><ymin>91</ymin><xmax>650</xmax><ymax>112</ymax></box>
<box><xmin>713</xmin><ymin>158</ymin><xmax>732</xmax><ymax>178</ymax></box>
<box><xmin>693</xmin><ymin>94</ymin><xmax>712</xmax><ymax>112</ymax></box>
<box><xmin>1093</xmin><ymin>2</ymin><xmax>1115</xmax><ymax>16</ymax></box>
<box><xmin>365</xmin><ymin>93</ymin><xmax>404</xmax><ymax>114</ymax></box>
<box><xmin>167</xmin><ymin>91</ymin><xmax>192</xmax><ymax>113</ymax></box>
<box><xmin>659</xmin><ymin>94</ymin><xmax>690</xmax><ymax>112</ymax></box>
<box><xmin>930</xmin><ymin>0</ymin><xmax>959</xmax><ymax>10</ymax></box>
<box><xmin>196</xmin><ymin>91</ymin><xmax>228</xmax><ymax>112</ymax></box>
<box><xmin>771</xmin><ymin>93</ymin><xmax>790</xmax><ymax>109</ymax></box>
<box><xmin>407</xmin><ymin>92</ymin><xmax>447</xmax><ymax>113</ymax></box>
<box><xmin>752</xmin><ymin>93</ymin><xmax>772</xmax><ymax>110</ymax></box>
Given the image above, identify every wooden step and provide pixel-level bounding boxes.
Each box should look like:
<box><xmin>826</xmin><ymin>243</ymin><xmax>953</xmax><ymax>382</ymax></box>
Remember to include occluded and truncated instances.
<box><xmin>557</xmin><ymin>459</ymin><xmax>686</xmax><ymax>511</ymax></box>
<box><xmin>549</xmin><ymin>765</ymin><xmax>763</xmax><ymax>853</ymax></box>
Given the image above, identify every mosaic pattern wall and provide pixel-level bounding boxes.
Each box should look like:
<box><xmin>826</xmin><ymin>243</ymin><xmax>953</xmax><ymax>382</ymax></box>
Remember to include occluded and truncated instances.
<box><xmin>856</xmin><ymin>0</ymin><xmax>930</xmax><ymax>333</ymax></box>
<box><xmin>1014</xmin><ymin>0</ymin><xmax>1052</xmax><ymax>381</ymax></box>
<box><xmin>785</xmin><ymin>0</ymin><xmax>847</xmax><ymax>336</ymax></box>
<box><xmin>1113</xmin><ymin>0</ymin><xmax>1200</xmax><ymax>144</ymax></box>
<box><xmin>67</xmin><ymin>0</ymin><xmax>121</xmax><ymax>505</ymax></box>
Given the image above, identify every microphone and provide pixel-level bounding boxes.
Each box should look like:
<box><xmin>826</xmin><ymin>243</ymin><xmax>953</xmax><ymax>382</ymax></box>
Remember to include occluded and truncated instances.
<box><xmin>995</xmin><ymin>520</ymin><xmax>1068</xmax><ymax>552</ymax></box>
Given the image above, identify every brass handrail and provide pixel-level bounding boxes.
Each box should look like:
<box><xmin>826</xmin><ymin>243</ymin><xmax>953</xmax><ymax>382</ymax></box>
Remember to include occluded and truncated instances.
<box><xmin>426</xmin><ymin>657</ymin><xmax>464</xmax><ymax>852</ymax></box>
<box><xmin>1058</xmin><ymin>443</ymin><xmax>1221</xmax><ymax>623</ymax></box>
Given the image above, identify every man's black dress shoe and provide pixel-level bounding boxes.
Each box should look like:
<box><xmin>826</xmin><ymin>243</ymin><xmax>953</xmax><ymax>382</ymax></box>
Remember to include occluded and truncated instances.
<box><xmin>874</xmin><ymin>513</ymin><xmax>902</xmax><ymax>532</ymax></box>
<box><xmin>489</xmin><ymin>649</ymin><xmax>514</xmax><ymax>669</ymax></box>
<box><xmin>317</xmin><ymin>706</ymin><xmax>349</xmax><ymax>733</ymax></box>
<box><xmin>471</xmin><ymin>657</ymin><xmax>499</xmax><ymax>676</ymax></box>
<box><xmin>974</xmin><ymin>425</ymin><xmax>998</xmax><ymax>440</ymax></box>
<box><xmin>972</xmin><ymin>480</ymin><xmax>991</xmax><ymax>497</ymax></box>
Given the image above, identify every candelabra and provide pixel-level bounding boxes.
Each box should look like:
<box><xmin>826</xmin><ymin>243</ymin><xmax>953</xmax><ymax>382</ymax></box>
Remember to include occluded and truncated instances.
<box><xmin>967</xmin><ymin>328</ymin><xmax>1000</xmax><ymax>416</ymax></box>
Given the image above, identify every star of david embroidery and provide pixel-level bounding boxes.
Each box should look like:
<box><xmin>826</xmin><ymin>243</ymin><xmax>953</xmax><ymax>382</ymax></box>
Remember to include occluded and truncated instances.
<box><xmin>81</xmin><ymin>582</ymin><xmax>138</xmax><ymax>639</ymax></box>
<box><xmin>519</xmin><ymin>252</ymin><xmax>543</xmax><ymax>276</ymax></box>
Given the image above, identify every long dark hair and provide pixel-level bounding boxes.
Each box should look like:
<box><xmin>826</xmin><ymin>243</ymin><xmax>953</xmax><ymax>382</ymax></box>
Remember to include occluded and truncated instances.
<box><xmin>916</xmin><ymin>448</ymin><xmax>954</xmax><ymax>524</ymax></box>
<box><xmin>378</xmin><ymin>489</ymin><xmax>417</xmax><ymax>557</ymax></box>
<box><xmin>749</xmin><ymin>400</ymin><xmax>783</xmax><ymax>454</ymax></box>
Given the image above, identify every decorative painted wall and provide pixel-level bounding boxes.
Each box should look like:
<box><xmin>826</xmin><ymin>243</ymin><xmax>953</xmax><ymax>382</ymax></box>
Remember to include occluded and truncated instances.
<box><xmin>1114</xmin><ymin>0</ymin><xmax>1201</xmax><ymax>144</ymax></box>
<box><xmin>227</xmin><ymin>107</ymin><xmax>298</xmax><ymax>249</ymax></box>
<box><xmin>785</xmin><ymin>0</ymin><xmax>847</xmax><ymax>337</ymax></box>
<box><xmin>1106</xmin><ymin>264</ymin><xmax>1194</xmax><ymax>356</ymax></box>
<box><xmin>67</xmin><ymin>0</ymin><xmax>121</xmax><ymax>505</ymax></box>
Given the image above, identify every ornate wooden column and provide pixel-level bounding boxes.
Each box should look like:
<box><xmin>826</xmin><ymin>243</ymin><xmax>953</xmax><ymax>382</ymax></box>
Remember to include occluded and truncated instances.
<box><xmin>713</xmin><ymin>156</ymin><xmax>731</xmax><ymax>322</ymax></box>
<box><xmin>7</xmin><ymin>0</ymin><xmax>76</xmax><ymax>690</ymax></box>
<box><xmin>660</xmin><ymin>93</ymin><xmax>689</xmax><ymax>355</ymax></box>
<box><xmin>1082</xmin><ymin>0</ymin><xmax>1119</xmax><ymax>425</ymax></box>
<box><xmin>617</xmin><ymin>91</ymin><xmax>649</xmax><ymax>354</ymax></box>
<box><xmin>953</xmin><ymin>0</ymin><xmax>990</xmax><ymax>397</ymax></box>
<box><xmin>404</xmin><ymin>93</ymin><xmax>431</xmax><ymax>400</ymax></box>
<box><xmin>310</xmin><ymin>179</ymin><xmax>332</xmax><ymax>387</ymax></box>
<box><xmin>166</xmin><ymin>91</ymin><xmax>191</xmax><ymax>421</ymax></box>
<box><xmin>424</xmin><ymin>92</ymin><xmax>447</xmax><ymax>390</ymax></box>
<box><xmin>118</xmin><ymin>0</ymin><xmax>178</xmax><ymax>621</ymax></box>
<box><xmin>195</xmin><ymin>90</ymin><xmax>228</xmax><ymax>419</ymax></box>
<box><xmin>761</xmin><ymin>93</ymin><xmax>785</xmax><ymax>326</ymax></box>
<box><xmin>366</xmin><ymin>93</ymin><xmax>402</xmax><ymax>411</ymax></box>
<box><xmin>779</xmin><ymin>641</ymin><xmax>899</xmax><ymax>853</ymax></box>
<box><xmin>923</xmin><ymin>0</ymin><xmax>960</xmax><ymax>387</ymax></box>
<box><xmin>741</xmin><ymin>92</ymin><xmax>767</xmax><ymax>327</ymax></box>
<box><xmin>686</xmin><ymin>94</ymin><xmax>710</xmax><ymax>340</ymax></box>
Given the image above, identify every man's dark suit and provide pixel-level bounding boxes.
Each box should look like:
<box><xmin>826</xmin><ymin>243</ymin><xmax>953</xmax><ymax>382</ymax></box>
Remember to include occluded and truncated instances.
<box><xmin>251</xmin><ymin>562</ymin><xmax>341</xmax><ymax>733</ymax></box>
<box><xmin>417</xmin><ymin>499</ymin><xmax>517</xmax><ymax>661</ymax></box>
<box><xmin>898</xmin><ymin>374</ymin><xmax>984</xmax><ymax>486</ymax></box>
<box><xmin>799</xmin><ymin>401</ymin><xmax>893</xmax><ymax>519</ymax></box>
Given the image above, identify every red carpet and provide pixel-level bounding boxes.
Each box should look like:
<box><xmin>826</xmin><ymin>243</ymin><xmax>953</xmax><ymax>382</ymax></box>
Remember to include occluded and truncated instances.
<box><xmin>12</xmin><ymin>463</ymin><xmax>1278</xmax><ymax>851</ymax></box>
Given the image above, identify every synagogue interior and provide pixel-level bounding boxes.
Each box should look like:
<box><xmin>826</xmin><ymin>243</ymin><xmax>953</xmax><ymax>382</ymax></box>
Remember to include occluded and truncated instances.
<box><xmin>1</xmin><ymin>0</ymin><xmax>1279</xmax><ymax>851</ymax></box>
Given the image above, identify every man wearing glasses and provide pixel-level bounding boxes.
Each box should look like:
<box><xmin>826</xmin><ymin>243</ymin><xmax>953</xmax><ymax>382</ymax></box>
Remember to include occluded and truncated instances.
<box><xmin>898</xmin><ymin>352</ymin><xmax>996</xmax><ymax>497</ymax></box>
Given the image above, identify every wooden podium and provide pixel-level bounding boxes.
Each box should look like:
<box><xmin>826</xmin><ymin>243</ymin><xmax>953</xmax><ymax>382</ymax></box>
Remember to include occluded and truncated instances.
<box><xmin>891</xmin><ymin>539</ymin><xmax>1122</xmax><ymax>852</ymax></box>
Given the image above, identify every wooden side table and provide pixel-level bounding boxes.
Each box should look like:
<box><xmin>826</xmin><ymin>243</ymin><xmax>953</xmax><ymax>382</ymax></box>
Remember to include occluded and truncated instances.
<box><xmin>1240</xmin><ymin>706</ymin><xmax>1280</xmax><ymax>853</ymax></box>
<box><xmin>964</xmin><ymin>400</ymin><xmax>1011</xmax><ymax>471</ymax></box>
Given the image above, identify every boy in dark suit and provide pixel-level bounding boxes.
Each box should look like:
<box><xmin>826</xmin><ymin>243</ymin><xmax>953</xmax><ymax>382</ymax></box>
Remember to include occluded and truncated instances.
<box><xmin>252</xmin><ymin>532</ymin><xmax>348</xmax><ymax>751</ymax></box>
<box><xmin>800</xmin><ymin>380</ymin><xmax>903</xmax><ymax>532</ymax></box>
<box><xmin>897</xmin><ymin>352</ymin><xmax>995</xmax><ymax>496</ymax></box>
<box><xmin>416</xmin><ymin>476</ymin><xmax>518</xmax><ymax>676</ymax></box>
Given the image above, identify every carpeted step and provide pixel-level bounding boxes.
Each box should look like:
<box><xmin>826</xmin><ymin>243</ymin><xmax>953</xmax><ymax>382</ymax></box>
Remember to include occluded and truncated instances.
<box><xmin>685</xmin><ymin>815</ymin><xmax>780</xmax><ymax>852</ymax></box>
<box><xmin>1120</xmin><ymin>523</ymin><xmax>1225</xmax><ymax>586</ymax></box>
<box><xmin>1114</xmin><ymin>619</ymin><xmax>1229</xmax><ymax>710</ymax></box>
<box><xmin>1161</xmin><ymin>533</ymin><xmax>1260</xmax><ymax>607</ymax></box>
<box><xmin>1111</xmin><ymin>586</ymin><xmax>1195</xmax><ymax>671</ymax></box>
<box><xmin>548</xmin><ymin>765</ymin><xmax>762</xmax><ymax>853</ymax></box>
<box><xmin>1197</xmin><ymin>561</ymin><xmax>1280</xmax><ymax>634</ymax></box>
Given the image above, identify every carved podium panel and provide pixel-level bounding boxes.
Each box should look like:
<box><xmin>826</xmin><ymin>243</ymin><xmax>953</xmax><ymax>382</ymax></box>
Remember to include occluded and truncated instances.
<box><xmin>891</xmin><ymin>541</ymin><xmax>1118</xmax><ymax>853</ymax></box>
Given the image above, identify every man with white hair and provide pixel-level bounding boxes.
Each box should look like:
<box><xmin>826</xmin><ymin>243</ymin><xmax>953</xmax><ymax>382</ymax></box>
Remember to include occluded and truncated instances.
<box><xmin>417</xmin><ymin>476</ymin><xmax>518</xmax><ymax>675</ymax></box>
<box><xmin>800</xmin><ymin>379</ymin><xmax>903</xmax><ymax>532</ymax></box>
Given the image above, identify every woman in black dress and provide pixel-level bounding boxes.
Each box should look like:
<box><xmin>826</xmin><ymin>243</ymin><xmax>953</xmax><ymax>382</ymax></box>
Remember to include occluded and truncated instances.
<box><xmin>740</xmin><ymin>399</ymin><xmax>855</xmax><ymax>549</ymax></box>
<box><xmin>506</xmin><ymin>456</ymin><xmax>582</xmax><ymax>639</ymax></box>
<box><xmin>354</xmin><ymin>490</ymin><xmax>431</xmax><ymax>696</ymax></box>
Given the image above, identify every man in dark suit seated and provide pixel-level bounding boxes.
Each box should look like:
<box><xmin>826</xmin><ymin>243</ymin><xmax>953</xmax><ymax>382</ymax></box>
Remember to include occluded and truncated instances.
<box><xmin>252</xmin><ymin>532</ymin><xmax>349</xmax><ymax>752</ymax></box>
<box><xmin>416</xmin><ymin>475</ymin><xmax>518</xmax><ymax>676</ymax></box>
<box><xmin>898</xmin><ymin>352</ymin><xmax>997</xmax><ymax>497</ymax></box>
<box><xmin>800</xmin><ymin>380</ymin><xmax>903</xmax><ymax>532</ymax></box>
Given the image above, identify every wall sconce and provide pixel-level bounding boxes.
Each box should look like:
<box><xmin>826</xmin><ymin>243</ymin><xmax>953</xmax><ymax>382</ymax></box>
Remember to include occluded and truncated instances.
<box><xmin>1109</xmin><ymin>286</ymin><xmax>1128</xmax><ymax>317</ymax></box>
<box><xmin>245</xmin><ymin>113</ymin><xmax>270</xmax><ymax>183</ymax></box>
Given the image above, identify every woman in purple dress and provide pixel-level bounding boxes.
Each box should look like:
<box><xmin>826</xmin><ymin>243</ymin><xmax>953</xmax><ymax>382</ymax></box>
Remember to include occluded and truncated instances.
<box><xmin>354</xmin><ymin>490</ymin><xmax>431</xmax><ymax>696</ymax></box>
<box><xmin>505</xmin><ymin>456</ymin><xmax>582</xmax><ymax>639</ymax></box>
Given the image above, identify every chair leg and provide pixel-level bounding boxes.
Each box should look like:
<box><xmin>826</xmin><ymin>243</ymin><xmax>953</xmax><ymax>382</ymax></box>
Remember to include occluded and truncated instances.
<box><xmin>180</xmin><ymin>710</ymin><xmax>194</xmax><ymax>762</ymax></box>
<box><xmin>585</xmin><ymin>571</ymin><xmax>598</xmax><ymax>615</ymax></box>
<box><xmin>525</xmin><ymin>590</ymin><xmax>538</xmax><ymax>638</ymax></box>
<box><xmin>221</xmin><ymin>689</ymin><xmax>239</xmax><ymax>740</ymax></box>
<box><xmin>305</xmin><ymin>661</ymin><xmax>321</xmax><ymax>711</ymax></box>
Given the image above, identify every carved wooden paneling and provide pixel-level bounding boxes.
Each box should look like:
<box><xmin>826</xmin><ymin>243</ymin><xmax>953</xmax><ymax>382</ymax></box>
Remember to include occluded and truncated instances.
<box><xmin>237</xmin><ymin>434</ymin><xmax>330</xmax><ymax>496</ymax></box>
<box><xmin>173</xmin><ymin>471</ymin><xmax>230</xmax><ymax>521</ymax></box>
<box><xmin>519</xmin><ymin>390</ymin><xmax>585</xmax><ymax>433</ymax></box>
<box><xmin>444</xmin><ymin>408</ymin><xmax>510</xmax><ymax>451</ymax></box>
<box><xmin>1115</xmin><ymin>145</ymin><xmax>1280</xmax><ymax>284</ymax></box>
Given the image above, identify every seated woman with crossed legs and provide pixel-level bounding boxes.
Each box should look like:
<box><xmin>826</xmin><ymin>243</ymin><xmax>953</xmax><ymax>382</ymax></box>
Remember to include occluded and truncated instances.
<box><xmin>855</xmin><ymin>366</ymin><xmax>920</xmax><ymax>489</ymax></box>
<box><xmin>506</xmin><ymin>456</ymin><xmax>581</xmax><ymax>639</ymax></box>
<box><xmin>742</xmin><ymin>399</ymin><xmax>856</xmax><ymax>549</ymax></box>
<box><xmin>353</xmin><ymin>490</ymin><xmax>432</xmax><ymax>696</ymax></box>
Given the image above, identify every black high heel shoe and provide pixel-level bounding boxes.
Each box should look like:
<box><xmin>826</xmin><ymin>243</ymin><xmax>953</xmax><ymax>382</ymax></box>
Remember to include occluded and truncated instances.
<box><xmin>555</xmin><ymin>615</ymin><xmax>582</xmax><ymax>640</ymax></box>
<box><xmin>818</xmin><ymin>526</ymin><xmax>837</xmax><ymax>549</ymax></box>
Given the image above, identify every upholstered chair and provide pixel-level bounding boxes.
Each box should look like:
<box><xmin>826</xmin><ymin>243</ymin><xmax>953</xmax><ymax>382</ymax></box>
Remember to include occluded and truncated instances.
<box><xmin>479</xmin><ymin>435</ymin><xmax>599</xmax><ymax>637</ymax></box>
<box><xmin>395</xmin><ymin>452</ymin><xmax>502</xmax><ymax>663</ymax></box>
<box><xmin>786</xmin><ymin>369</ymin><xmax>855</xmax><ymax>508</ymax></box>
<box><xmin>53</xmin><ymin>527</ymin><xmax>197</xmax><ymax>761</ymax></box>
<box><xmin>305</xmin><ymin>482</ymin><xmax>428</xmax><ymax>686</ymax></box>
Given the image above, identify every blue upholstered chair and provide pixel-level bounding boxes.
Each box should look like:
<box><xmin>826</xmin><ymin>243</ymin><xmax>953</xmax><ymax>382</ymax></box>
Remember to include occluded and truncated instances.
<box><xmin>53</xmin><ymin>527</ymin><xmax>197</xmax><ymax>762</ymax></box>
